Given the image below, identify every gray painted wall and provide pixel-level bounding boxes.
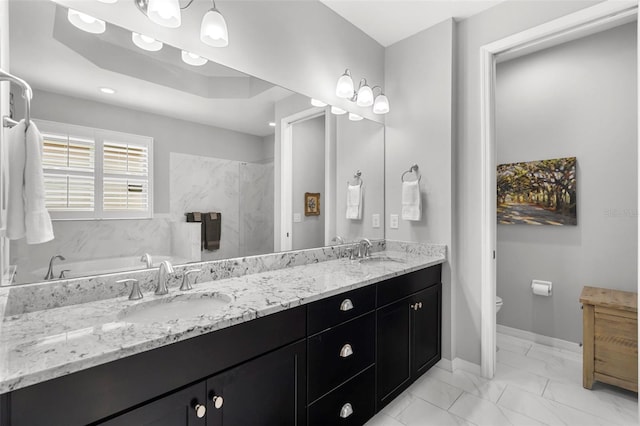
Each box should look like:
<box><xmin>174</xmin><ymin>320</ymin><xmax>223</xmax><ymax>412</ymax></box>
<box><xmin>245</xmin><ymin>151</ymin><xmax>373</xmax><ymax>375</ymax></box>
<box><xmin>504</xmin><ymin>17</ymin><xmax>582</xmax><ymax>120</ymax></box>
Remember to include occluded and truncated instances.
<box><xmin>455</xmin><ymin>0</ymin><xmax>599</xmax><ymax>365</ymax></box>
<box><xmin>19</xmin><ymin>89</ymin><xmax>266</xmax><ymax>214</ymax></box>
<box><xmin>384</xmin><ymin>19</ymin><xmax>455</xmax><ymax>361</ymax></box>
<box><xmin>496</xmin><ymin>22</ymin><xmax>637</xmax><ymax>343</ymax></box>
<box><xmin>292</xmin><ymin>115</ymin><xmax>325</xmax><ymax>250</ymax></box>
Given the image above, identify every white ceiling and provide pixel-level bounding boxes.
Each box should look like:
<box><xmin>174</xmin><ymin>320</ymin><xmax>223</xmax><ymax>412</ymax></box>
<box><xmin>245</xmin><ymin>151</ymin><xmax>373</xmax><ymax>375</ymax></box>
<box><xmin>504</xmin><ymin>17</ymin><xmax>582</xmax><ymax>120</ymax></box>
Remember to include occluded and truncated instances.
<box><xmin>320</xmin><ymin>0</ymin><xmax>505</xmax><ymax>47</ymax></box>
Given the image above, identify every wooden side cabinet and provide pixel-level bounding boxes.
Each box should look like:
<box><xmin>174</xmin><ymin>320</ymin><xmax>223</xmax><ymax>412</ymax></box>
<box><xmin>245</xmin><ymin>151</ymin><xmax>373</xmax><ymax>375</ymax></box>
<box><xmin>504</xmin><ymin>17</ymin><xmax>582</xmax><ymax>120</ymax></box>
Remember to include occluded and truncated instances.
<box><xmin>580</xmin><ymin>286</ymin><xmax>638</xmax><ymax>392</ymax></box>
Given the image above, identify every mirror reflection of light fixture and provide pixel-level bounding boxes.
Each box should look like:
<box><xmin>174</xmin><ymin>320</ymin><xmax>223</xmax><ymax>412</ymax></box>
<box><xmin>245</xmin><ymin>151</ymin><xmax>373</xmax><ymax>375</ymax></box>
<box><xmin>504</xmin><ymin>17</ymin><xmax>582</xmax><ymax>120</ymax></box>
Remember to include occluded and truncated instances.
<box><xmin>311</xmin><ymin>98</ymin><xmax>327</xmax><ymax>107</ymax></box>
<box><xmin>200</xmin><ymin>1</ymin><xmax>229</xmax><ymax>47</ymax></box>
<box><xmin>331</xmin><ymin>106</ymin><xmax>347</xmax><ymax>115</ymax></box>
<box><xmin>348</xmin><ymin>113</ymin><xmax>363</xmax><ymax>121</ymax></box>
<box><xmin>67</xmin><ymin>9</ymin><xmax>106</xmax><ymax>34</ymax></box>
<box><xmin>132</xmin><ymin>32</ymin><xmax>163</xmax><ymax>51</ymax></box>
<box><xmin>133</xmin><ymin>0</ymin><xmax>230</xmax><ymax>47</ymax></box>
<box><xmin>335</xmin><ymin>69</ymin><xmax>389</xmax><ymax>114</ymax></box>
<box><xmin>181</xmin><ymin>50</ymin><xmax>208</xmax><ymax>66</ymax></box>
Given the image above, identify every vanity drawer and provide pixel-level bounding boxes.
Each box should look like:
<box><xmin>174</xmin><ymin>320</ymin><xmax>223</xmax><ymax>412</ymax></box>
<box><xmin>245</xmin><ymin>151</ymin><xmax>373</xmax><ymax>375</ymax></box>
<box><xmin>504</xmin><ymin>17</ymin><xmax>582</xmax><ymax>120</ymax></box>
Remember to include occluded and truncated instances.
<box><xmin>308</xmin><ymin>312</ymin><xmax>375</xmax><ymax>402</ymax></box>
<box><xmin>308</xmin><ymin>366</ymin><xmax>375</xmax><ymax>426</ymax></box>
<box><xmin>377</xmin><ymin>264</ymin><xmax>441</xmax><ymax>307</ymax></box>
<box><xmin>308</xmin><ymin>285</ymin><xmax>375</xmax><ymax>335</ymax></box>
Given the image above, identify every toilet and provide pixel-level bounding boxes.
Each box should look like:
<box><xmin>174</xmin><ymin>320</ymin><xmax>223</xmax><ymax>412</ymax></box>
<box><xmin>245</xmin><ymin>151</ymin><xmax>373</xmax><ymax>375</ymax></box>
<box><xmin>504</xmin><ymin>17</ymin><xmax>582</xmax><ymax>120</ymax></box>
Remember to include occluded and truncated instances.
<box><xmin>496</xmin><ymin>296</ymin><xmax>503</xmax><ymax>313</ymax></box>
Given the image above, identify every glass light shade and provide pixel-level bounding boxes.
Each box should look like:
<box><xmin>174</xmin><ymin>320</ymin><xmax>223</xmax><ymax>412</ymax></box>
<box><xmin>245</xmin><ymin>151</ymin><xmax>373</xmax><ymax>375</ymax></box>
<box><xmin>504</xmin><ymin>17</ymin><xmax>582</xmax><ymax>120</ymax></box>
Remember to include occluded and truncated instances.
<box><xmin>147</xmin><ymin>0</ymin><xmax>181</xmax><ymax>28</ymax></box>
<box><xmin>181</xmin><ymin>50</ymin><xmax>208</xmax><ymax>66</ymax></box>
<box><xmin>311</xmin><ymin>98</ymin><xmax>327</xmax><ymax>107</ymax></box>
<box><xmin>356</xmin><ymin>84</ymin><xmax>373</xmax><ymax>107</ymax></box>
<box><xmin>132</xmin><ymin>33</ymin><xmax>163</xmax><ymax>52</ymax></box>
<box><xmin>97</xmin><ymin>0</ymin><xmax>118</xmax><ymax>3</ymax></box>
<box><xmin>200</xmin><ymin>8</ymin><xmax>229</xmax><ymax>47</ymax></box>
<box><xmin>67</xmin><ymin>9</ymin><xmax>106</xmax><ymax>34</ymax></box>
<box><xmin>331</xmin><ymin>106</ymin><xmax>347</xmax><ymax>115</ymax></box>
<box><xmin>335</xmin><ymin>72</ymin><xmax>354</xmax><ymax>99</ymax></box>
<box><xmin>373</xmin><ymin>94</ymin><xmax>390</xmax><ymax>114</ymax></box>
<box><xmin>348</xmin><ymin>113</ymin><xmax>363</xmax><ymax>121</ymax></box>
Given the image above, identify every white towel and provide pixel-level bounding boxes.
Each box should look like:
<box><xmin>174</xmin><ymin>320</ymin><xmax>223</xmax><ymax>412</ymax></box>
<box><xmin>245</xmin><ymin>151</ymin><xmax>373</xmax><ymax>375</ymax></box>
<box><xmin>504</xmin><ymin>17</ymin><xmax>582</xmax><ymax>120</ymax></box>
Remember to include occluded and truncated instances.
<box><xmin>7</xmin><ymin>120</ymin><xmax>54</xmax><ymax>244</ymax></box>
<box><xmin>346</xmin><ymin>184</ymin><xmax>362</xmax><ymax>220</ymax></box>
<box><xmin>401</xmin><ymin>180</ymin><xmax>421</xmax><ymax>221</ymax></box>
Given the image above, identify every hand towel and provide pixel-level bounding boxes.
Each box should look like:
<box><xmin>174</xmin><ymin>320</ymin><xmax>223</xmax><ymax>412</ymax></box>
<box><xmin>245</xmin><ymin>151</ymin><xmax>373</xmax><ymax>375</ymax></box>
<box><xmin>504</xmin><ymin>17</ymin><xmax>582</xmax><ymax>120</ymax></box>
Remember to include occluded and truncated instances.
<box><xmin>401</xmin><ymin>180</ymin><xmax>421</xmax><ymax>221</ymax></box>
<box><xmin>186</xmin><ymin>212</ymin><xmax>205</xmax><ymax>250</ymax></box>
<box><xmin>24</xmin><ymin>121</ymin><xmax>54</xmax><ymax>244</ymax></box>
<box><xmin>6</xmin><ymin>120</ymin><xmax>26</xmax><ymax>240</ymax></box>
<box><xmin>203</xmin><ymin>212</ymin><xmax>221</xmax><ymax>250</ymax></box>
<box><xmin>346</xmin><ymin>184</ymin><xmax>362</xmax><ymax>220</ymax></box>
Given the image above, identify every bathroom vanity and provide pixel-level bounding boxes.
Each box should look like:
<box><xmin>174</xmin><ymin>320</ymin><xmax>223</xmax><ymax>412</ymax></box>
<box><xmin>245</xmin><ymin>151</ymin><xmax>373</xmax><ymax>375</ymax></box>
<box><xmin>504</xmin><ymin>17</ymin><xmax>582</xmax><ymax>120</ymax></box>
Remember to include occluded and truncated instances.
<box><xmin>0</xmin><ymin>244</ymin><xmax>444</xmax><ymax>426</ymax></box>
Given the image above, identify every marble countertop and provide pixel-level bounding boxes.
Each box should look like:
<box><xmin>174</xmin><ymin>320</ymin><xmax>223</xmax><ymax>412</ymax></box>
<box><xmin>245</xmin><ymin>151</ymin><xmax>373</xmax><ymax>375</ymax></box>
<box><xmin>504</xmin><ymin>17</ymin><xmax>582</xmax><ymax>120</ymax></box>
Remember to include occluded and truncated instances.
<box><xmin>0</xmin><ymin>249</ymin><xmax>444</xmax><ymax>394</ymax></box>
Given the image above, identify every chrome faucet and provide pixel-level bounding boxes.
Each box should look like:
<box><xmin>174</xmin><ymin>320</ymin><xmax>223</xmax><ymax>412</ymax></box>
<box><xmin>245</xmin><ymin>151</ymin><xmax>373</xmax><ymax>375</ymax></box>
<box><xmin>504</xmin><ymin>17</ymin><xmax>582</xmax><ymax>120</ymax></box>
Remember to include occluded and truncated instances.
<box><xmin>140</xmin><ymin>253</ymin><xmax>153</xmax><ymax>268</ymax></box>
<box><xmin>45</xmin><ymin>255</ymin><xmax>65</xmax><ymax>280</ymax></box>
<box><xmin>155</xmin><ymin>260</ymin><xmax>174</xmax><ymax>295</ymax></box>
<box><xmin>358</xmin><ymin>238</ymin><xmax>372</xmax><ymax>258</ymax></box>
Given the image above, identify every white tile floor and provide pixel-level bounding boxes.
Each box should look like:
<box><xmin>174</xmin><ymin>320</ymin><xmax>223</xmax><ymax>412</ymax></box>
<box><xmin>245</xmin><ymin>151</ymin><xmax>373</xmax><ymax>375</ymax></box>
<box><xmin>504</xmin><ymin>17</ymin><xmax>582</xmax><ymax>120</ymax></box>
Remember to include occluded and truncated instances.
<box><xmin>366</xmin><ymin>333</ymin><xmax>639</xmax><ymax>426</ymax></box>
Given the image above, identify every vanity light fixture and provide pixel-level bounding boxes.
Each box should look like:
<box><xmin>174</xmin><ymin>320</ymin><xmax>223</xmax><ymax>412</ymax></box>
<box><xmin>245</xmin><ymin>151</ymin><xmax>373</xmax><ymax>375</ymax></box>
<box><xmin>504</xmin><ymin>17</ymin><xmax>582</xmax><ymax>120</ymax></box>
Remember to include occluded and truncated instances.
<box><xmin>331</xmin><ymin>106</ymin><xmax>347</xmax><ymax>115</ymax></box>
<box><xmin>134</xmin><ymin>0</ymin><xmax>229</xmax><ymax>47</ymax></box>
<box><xmin>99</xmin><ymin>87</ymin><xmax>116</xmax><ymax>94</ymax></box>
<box><xmin>335</xmin><ymin>69</ymin><xmax>390</xmax><ymax>114</ymax></box>
<box><xmin>67</xmin><ymin>9</ymin><xmax>106</xmax><ymax>34</ymax></box>
<box><xmin>132</xmin><ymin>32</ymin><xmax>163</xmax><ymax>51</ymax></box>
<box><xmin>181</xmin><ymin>50</ymin><xmax>208</xmax><ymax>66</ymax></box>
<box><xmin>311</xmin><ymin>98</ymin><xmax>327</xmax><ymax>108</ymax></box>
<box><xmin>348</xmin><ymin>113</ymin><xmax>363</xmax><ymax>121</ymax></box>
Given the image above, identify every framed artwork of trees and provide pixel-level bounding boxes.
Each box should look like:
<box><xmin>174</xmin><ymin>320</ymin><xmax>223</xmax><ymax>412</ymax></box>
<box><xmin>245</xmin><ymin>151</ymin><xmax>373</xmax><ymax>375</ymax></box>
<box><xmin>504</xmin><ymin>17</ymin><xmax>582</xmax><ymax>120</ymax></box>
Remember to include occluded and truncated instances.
<box><xmin>497</xmin><ymin>157</ymin><xmax>577</xmax><ymax>225</ymax></box>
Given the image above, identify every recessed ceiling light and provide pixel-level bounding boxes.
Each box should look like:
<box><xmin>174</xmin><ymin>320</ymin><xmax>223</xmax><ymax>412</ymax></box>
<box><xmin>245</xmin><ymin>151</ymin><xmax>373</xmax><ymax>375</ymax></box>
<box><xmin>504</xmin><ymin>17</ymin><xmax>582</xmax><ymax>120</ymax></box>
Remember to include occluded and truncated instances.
<box><xmin>181</xmin><ymin>50</ymin><xmax>208</xmax><ymax>66</ymax></box>
<box><xmin>132</xmin><ymin>32</ymin><xmax>163</xmax><ymax>52</ymax></box>
<box><xmin>311</xmin><ymin>98</ymin><xmax>327</xmax><ymax>107</ymax></box>
<box><xmin>67</xmin><ymin>9</ymin><xmax>106</xmax><ymax>34</ymax></box>
<box><xmin>99</xmin><ymin>87</ymin><xmax>116</xmax><ymax>95</ymax></box>
<box><xmin>348</xmin><ymin>113</ymin><xmax>363</xmax><ymax>121</ymax></box>
<box><xmin>268</xmin><ymin>122</ymin><xmax>276</xmax><ymax>127</ymax></box>
<box><xmin>331</xmin><ymin>106</ymin><xmax>347</xmax><ymax>115</ymax></box>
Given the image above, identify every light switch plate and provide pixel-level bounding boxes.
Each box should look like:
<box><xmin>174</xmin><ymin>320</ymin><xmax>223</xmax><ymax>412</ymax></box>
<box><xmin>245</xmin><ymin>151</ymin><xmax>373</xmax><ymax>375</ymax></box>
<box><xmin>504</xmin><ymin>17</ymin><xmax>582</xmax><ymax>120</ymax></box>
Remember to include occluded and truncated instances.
<box><xmin>390</xmin><ymin>214</ymin><xmax>399</xmax><ymax>229</ymax></box>
<box><xmin>372</xmin><ymin>214</ymin><xmax>380</xmax><ymax>228</ymax></box>
<box><xmin>293</xmin><ymin>213</ymin><xmax>301</xmax><ymax>223</ymax></box>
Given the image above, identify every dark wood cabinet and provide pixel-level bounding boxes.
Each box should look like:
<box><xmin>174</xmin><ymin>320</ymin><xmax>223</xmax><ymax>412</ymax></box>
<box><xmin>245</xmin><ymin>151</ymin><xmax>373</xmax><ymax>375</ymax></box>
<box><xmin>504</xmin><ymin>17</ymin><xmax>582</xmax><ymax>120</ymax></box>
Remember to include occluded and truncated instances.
<box><xmin>205</xmin><ymin>340</ymin><xmax>306</xmax><ymax>426</ymax></box>
<box><xmin>376</xmin><ymin>269</ymin><xmax>442</xmax><ymax>411</ymax></box>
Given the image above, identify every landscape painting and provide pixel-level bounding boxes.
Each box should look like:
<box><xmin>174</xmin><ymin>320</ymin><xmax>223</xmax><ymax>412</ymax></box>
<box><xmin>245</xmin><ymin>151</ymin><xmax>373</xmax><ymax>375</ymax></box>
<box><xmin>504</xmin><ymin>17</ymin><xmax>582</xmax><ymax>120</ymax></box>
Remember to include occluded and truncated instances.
<box><xmin>497</xmin><ymin>157</ymin><xmax>577</xmax><ymax>225</ymax></box>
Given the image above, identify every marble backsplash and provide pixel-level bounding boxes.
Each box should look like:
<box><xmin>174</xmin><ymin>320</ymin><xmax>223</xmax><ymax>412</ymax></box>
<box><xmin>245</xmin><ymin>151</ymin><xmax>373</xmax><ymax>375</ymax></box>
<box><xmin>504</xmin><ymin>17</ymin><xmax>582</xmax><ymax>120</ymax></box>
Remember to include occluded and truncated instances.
<box><xmin>3</xmin><ymin>240</ymin><xmax>446</xmax><ymax>316</ymax></box>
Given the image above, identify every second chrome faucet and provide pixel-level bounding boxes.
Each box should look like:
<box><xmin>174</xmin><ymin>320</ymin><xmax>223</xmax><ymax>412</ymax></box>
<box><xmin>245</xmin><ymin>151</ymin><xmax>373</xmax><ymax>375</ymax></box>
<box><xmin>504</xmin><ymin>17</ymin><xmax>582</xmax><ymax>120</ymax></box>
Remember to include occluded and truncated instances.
<box><xmin>155</xmin><ymin>260</ymin><xmax>174</xmax><ymax>295</ymax></box>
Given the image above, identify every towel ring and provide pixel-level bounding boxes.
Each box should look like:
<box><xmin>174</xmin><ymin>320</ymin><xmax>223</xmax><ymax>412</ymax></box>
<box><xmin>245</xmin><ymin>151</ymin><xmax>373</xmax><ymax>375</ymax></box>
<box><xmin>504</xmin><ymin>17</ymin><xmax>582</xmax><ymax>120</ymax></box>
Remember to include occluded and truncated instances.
<box><xmin>348</xmin><ymin>170</ymin><xmax>363</xmax><ymax>187</ymax></box>
<box><xmin>401</xmin><ymin>164</ymin><xmax>421</xmax><ymax>183</ymax></box>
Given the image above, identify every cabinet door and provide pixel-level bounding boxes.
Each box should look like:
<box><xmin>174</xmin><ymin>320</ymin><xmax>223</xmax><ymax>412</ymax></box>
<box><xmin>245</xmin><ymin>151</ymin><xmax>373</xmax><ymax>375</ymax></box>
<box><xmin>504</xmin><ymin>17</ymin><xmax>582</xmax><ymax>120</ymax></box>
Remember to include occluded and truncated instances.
<box><xmin>411</xmin><ymin>283</ymin><xmax>442</xmax><ymax>379</ymax></box>
<box><xmin>206</xmin><ymin>340</ymin><xmax>306</xmax><ymax>426</ymax></box>
<box><xmin>376</xmin><ymin>295</ymin><xmax>411</xmax><ymax>409</ymax></box>
<box><xmin>100</xmin><ymin>382</ymin><xmax>207</xmax><ymax>426</ymax></box>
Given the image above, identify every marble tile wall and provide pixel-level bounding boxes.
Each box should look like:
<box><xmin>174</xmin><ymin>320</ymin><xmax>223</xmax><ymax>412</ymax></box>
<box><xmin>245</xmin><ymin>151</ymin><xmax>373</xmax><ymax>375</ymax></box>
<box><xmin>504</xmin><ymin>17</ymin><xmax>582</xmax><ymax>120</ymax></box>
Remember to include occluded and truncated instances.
<box><xmin>239</xmin><ymin>162</ymin><xmax>274</xmax><ymax>256</ymax></box>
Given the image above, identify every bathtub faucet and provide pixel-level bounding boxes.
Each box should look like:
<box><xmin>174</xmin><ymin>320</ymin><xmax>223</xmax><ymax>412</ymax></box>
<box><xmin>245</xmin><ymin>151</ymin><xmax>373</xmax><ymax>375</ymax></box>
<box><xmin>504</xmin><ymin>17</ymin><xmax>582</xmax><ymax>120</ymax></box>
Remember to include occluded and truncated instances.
<box><xmin>45</xmin><ymin>255</ymin><xmax>66</xmax><ymax>280</ymax></box>
<box><xmin>140</xmin><ymin>253</ymin><xmax>153</xmax><ymax>269</ymax></box>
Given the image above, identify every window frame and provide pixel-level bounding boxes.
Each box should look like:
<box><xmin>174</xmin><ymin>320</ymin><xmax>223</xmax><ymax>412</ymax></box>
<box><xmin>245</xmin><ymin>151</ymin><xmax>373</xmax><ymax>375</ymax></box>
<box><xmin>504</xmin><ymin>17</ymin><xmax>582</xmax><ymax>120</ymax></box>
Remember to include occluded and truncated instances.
<box><xmin>38</xmin><ymin>119</ymin><xmax>154</xmax><ymax>221</ymax></box>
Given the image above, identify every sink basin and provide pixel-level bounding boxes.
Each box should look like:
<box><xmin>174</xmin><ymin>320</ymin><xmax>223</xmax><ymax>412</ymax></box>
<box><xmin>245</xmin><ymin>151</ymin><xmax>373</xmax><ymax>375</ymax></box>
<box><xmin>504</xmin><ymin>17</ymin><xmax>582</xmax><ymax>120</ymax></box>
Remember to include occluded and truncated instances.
<box><xmin>118</xmin><ymin>292</ymin><xmax>232</xmax><ymax>324</ymax></box>
<box><xmin>359</xmin><ymin>255</ymin><xmax>405</xmax><ymax>264</ymax></box>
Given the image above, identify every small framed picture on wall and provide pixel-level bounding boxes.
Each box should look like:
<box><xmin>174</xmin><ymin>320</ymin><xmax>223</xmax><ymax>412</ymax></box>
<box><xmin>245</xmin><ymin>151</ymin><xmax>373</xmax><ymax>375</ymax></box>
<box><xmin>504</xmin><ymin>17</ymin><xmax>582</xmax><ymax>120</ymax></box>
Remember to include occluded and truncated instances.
<box><xmin>305</xmin><ymin>192</ymin><xmax>320</xmax><ymax>216</ymax></box>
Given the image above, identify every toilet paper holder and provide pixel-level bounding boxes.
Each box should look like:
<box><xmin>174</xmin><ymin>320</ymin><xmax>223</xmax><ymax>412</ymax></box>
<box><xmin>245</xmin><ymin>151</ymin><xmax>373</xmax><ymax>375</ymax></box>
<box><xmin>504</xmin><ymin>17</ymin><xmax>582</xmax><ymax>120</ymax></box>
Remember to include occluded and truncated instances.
<box><xmin>532</xmin><ymin>280</ymin><xmax>552</xmax><ymax>296</ymax></box>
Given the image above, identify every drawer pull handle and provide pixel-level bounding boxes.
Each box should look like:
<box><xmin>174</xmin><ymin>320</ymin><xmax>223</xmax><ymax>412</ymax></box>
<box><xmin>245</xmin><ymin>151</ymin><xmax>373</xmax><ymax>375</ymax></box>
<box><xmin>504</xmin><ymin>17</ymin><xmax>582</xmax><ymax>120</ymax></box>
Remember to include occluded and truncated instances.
<box><xmin>340</xmin><ymin>403</ymin><xmax>354</xmax><ymax>418</ymax></box>
<box><xmin>340</xmin><ymin>343</ymin><xmax>353</xmax><ymax>358</ymax></box>
<box><xmin>193</xmin><ymin>402</ymin><xmax>207</xmax><ymax>418</ymax></box>
<box><xmin>212</xmin><ymin>395</ymin><xmax>224</xmax><ymax>409</ymax></box>
<box><xmin>340</xmin><ymin>298</ymin><xmax>354</xmax><ymax>311</ymax></box>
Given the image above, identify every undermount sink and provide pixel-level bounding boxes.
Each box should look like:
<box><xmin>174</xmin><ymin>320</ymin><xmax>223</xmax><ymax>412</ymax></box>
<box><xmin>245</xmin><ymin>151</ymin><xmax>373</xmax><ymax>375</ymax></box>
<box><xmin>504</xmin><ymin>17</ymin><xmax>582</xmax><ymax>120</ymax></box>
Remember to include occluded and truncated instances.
<box><xmin>359</xmin><ymin>255</ymin><xmax>405</xmax><ymax>264</ymax></box>
<box><xmin>118</xmin><ymin>292</ymin><xmax>232</xmax><ymax>324</ymax></box>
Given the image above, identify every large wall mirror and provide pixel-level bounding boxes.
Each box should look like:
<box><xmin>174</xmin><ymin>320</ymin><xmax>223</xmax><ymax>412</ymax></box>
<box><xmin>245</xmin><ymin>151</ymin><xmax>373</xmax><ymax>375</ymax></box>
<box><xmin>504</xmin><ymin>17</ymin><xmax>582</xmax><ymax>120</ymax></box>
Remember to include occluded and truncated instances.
<box><xmin>6</xmin><ymin>0</ymin><xmax>385</xmax><ymax>285</ymax></box>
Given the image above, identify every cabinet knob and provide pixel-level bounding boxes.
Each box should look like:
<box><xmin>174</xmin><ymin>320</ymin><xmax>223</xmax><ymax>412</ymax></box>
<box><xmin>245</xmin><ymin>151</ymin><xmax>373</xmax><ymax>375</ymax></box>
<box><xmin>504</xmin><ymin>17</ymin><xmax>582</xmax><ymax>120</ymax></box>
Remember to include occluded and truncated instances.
<box><xmin>340</xmin><ymin>298</ymin><xmax>354</xmax><ymax>311</ymax></box>
<box><xmin>340</xmin><ymin>403</ymin><xmax>354</xmax><ymax>418</ymax></box>
<box><xmin>212</xmin><ymin>395</ymin><xmax>224</xmax><ymax>409</ymax></box>
<box><xmin>339</xmin><ymin>343</ymin><xmax>353</xmax><ymax>358</ymax></box>
<box><xmin>410</xmin><ymin>303</ymin><xmax>418</xmax><ymax>311</ymax></box>
<box><xmin>193</xmin><ymin>403</ymin><xmax>206</xmax><ymax>418</ymax></box>
<box><xmin>418</xmin><ymin>302</ymin><xmax>423</xmax><ymax>309</ymax></box>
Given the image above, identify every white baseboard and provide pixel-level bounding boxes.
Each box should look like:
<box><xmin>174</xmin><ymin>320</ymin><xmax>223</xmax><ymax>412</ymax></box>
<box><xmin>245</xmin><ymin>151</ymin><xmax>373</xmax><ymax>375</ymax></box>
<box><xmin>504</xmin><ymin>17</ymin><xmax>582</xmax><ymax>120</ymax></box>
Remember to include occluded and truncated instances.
<box><xmin>497</xmin><ymin>324</ymin><xmax>582</xmax><ymax>354</ymax></box>
<box><xmin>436</xmin><ymin>358</ymin><xmax>482</xmax><ymax>376</ymax></box>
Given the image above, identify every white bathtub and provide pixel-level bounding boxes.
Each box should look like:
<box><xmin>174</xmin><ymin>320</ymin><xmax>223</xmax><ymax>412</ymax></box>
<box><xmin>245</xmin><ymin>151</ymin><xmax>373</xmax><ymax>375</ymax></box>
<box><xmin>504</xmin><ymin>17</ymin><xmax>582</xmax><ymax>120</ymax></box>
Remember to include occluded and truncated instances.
<box><xmin>28</xmin><ymin>255</ymin><xmax>189</xmax><ymax>282</ymax></box>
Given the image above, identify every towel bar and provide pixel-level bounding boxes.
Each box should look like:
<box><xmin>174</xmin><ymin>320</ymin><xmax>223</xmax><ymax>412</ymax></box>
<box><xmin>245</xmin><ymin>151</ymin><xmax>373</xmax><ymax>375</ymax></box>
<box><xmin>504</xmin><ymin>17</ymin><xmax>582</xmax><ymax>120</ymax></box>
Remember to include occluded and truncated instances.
<box><xmin>0</xmin><ymin>68</ymin><xmax>32</xmax><ymax>130</ymax></box>
<box><xmin>401</xmin><ymin>164</ymin><xmax>421</xmax><ymax>183</ymax></box>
